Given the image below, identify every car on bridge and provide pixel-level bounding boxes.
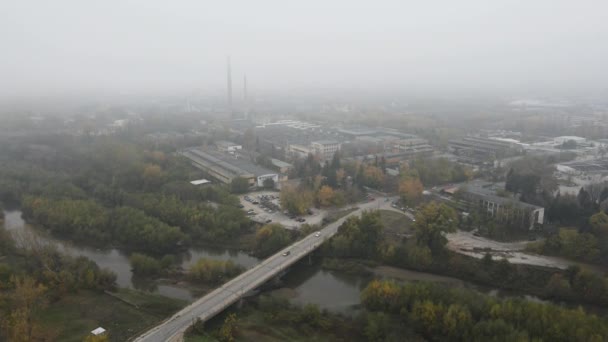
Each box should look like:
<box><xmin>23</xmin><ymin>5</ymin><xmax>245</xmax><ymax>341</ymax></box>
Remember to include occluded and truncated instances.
<box><xmin>282</xmin><ymin>250</ymin><xmax>291</xmax><ymax>256</ymax></box>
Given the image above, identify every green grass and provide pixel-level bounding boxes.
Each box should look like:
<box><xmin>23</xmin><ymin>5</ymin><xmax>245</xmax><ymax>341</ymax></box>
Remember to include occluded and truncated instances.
<box><xmin>37</xmin><ymin>289</ymin><xmax>187</xmax><ymax>342</ymax></box>
<box><xmin>379</xmin><ymin>210</ymin><xmax>413</xmax><ymax>236</ymax></box>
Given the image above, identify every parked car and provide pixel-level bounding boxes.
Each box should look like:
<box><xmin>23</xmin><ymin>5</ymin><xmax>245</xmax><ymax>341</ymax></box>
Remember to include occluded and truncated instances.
<box><xmin>266</xmin><ymin>219</ymin><xmax>272</xmax><ymax>223</ymax></box>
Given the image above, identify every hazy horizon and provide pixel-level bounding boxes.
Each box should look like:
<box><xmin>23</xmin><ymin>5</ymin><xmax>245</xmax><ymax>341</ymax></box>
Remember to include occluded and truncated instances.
<box><xmin>2</xmin><ymin>1</ymin><xmax>608</xmax><ymax>98</ymax></box>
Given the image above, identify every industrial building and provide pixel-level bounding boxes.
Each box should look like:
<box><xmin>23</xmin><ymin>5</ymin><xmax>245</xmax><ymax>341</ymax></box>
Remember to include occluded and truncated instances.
<box><xmin>180</xmin><ymin>148</ymin><xmax>280</xmax><ymax>188</ymax></box>
<box><xmin>311</xmin><ymin>140</ymin><xmax>341</xmax><ymax>160</ymax></box>
<box><xmin>270</xmin><ymin>158</ymin><xmax>294</xmax><ymax>173</ymax></box>
<box><xmin>288</xmin><ymin>144</ymin><xmax>313</xmax><ymax>158</ymax></box>
<box><xmin>215</xmin><ymin>140</ymin><xmax>242</xmax><ymax>153</ymax></box>
<box><xmin>448</xmin><ymin>136</ymin><xmax>522</xmax><ymax>162</ymax></box>
<box><xmin>392</xmin><ymin>138</ymin><xmax>434</xmax><ymax>155</ymax></box>
<box><xmin>452</xmin><ymin>180</ymin><xmax>544</xmax><ymax>230</ymax></box>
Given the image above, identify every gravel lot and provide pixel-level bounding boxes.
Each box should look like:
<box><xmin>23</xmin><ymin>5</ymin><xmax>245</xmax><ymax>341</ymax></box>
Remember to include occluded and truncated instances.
<box><xmin>238</xmin><ymin>191</ymin><xmax>326</xmax><ymax>229</ymax></box>
<box><xmin>445</xmin><ymin>230</ymin><xmax>602</xmax><ymax>271</ymax></box>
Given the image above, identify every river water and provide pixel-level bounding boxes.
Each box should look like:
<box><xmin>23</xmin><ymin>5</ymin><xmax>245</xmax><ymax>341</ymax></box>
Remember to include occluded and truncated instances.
<box><xmin>2</xmin><ymin>210</ymin><xmax>258</xmax><ymax>301</ymax></box>
<box><xmin>3</xmin><ymin>210</ymin><xmax>601</xmax><ymax>314</ymax></box>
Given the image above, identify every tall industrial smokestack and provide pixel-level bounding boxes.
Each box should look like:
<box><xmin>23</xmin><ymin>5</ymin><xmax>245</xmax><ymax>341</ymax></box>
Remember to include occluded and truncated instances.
<box><xmin>226</xmin><ymin>56</ymin><xmax>233</xmax><ymax>117</ymax></box>
<box><xmin>243</xmin><ymin>74</ymin><xmax>247</xmax><ymax>103</ymax></box>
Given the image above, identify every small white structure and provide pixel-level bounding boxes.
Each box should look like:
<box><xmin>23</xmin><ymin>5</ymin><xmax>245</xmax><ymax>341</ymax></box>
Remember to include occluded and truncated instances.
<box><xmin>91</xmin><ymin>327</ymin><xmax>106</xmax><ymax>336</ymax></box>
<box><xmin>215</xmin><ymin>140</ymin><xmax>242</xmax><ymax>153</ymax></box>
<box><xmin>190</xmin><ymin>179</ymin><xmax>211</xmax><ymax>186</ymax></box>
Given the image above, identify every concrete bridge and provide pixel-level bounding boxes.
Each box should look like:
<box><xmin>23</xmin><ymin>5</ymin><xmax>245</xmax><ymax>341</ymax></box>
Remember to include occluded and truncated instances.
<box><xmin>133</xmin><ymin>198</ymin><xmax>394</xmax><ymax>342</ymax></box>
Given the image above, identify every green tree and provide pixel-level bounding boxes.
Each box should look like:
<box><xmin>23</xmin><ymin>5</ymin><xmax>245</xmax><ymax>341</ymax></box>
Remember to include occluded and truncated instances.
<box><xmin>218</xmin><ymin>313</ymin><xmax>238</xmax><ymax>342</ymax></box>
<box><xmin>2</xmin><ymin>276</ymin><xmax>48</xmax><ymax>342</ymax></box>
<box><xmin>280</xmin><ymin>185</ymin><xmax>313</xmax><ymax>215</ymax></box>
<box><xmin>255</xmin><ymin>223</ymin><xmax>292</xmax><ymax>257</ymax></box>
<box><xmin>413</xmin><ymin>202</ymin><xmax>457</xmax><ymax>253</ymax></box>
<box><xmin>230</xmin><ymin>177</ymin><xmax>250</xmax><ymax>194</ymax></box>
<box><xmin>130</xmin><ymin>253</ymin><xmax>162</xmax><ymax>275</ymax></box>
<box><xmin>364</xmin><ymin>312</ymin><xmax>390</xmax><ymax>342</ymax></box>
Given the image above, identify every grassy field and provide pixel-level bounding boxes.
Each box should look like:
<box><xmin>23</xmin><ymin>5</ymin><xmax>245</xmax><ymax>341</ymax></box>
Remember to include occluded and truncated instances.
<box><xmin>378</xmin><ymin>210</ymin><xmax>413</xmax><ymax>237</ymax></box>
<box><xmin>37</xmin><ymin>289</ymin><xmax>187</xmax><ymax>342</ymax></box>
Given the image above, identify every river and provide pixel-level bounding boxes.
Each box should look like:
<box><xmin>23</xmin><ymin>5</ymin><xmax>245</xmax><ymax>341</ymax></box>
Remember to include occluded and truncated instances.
<box><xmin>3</xmin><ymin>210</ymin><xmax>601</xmax><ymax>315</ymax></box>
<box><xmin>2</xmin><ymin>210</ymin><xmax>259</xmax><ymax>301</ymax></box>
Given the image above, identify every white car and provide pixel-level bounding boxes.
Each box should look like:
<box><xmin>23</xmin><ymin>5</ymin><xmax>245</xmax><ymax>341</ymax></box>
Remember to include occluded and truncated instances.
<box><xmin>314</xmin><ymin>231</ymin><xmax>321</xmax><ymax>237</ymax></box>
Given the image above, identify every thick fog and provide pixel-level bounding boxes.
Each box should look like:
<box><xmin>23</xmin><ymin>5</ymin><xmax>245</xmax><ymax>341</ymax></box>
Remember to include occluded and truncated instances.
<box><xmin>1</xmin><ymin>0</ymin><xmax>608</xmax><ymax>97</ymax></box>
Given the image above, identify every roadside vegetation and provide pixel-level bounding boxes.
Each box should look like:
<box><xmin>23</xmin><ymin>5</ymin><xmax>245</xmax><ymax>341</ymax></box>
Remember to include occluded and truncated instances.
<box><xmin>319</xmin><ymin>202</ymin><xmax>608</xmax><ymax>308</ymax></box>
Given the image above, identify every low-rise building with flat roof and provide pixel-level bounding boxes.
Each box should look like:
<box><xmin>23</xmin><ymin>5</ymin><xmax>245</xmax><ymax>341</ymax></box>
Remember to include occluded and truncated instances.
<box><xmin>455</xmin><ymin>180</ymin><xmax>544</xmax><ymax>230</ymax></box>
<box><xmin>215</xmin><ymin>140</ymin><xmax>242</xmax><ymax>153</ymax></box>
<box><xmin>311</xmin><ymin>140</ymin><xmax>340</xmax><ymax>160</ymax></box>
<box><xmin>180</xmin><ymin>148</ymin><xmax>281</xmax><ymax>188</ymax></box>
<box><xmin>270</xmin><ymin>158</ymin><xmax>294</xmax><ymax>173</ymax></box>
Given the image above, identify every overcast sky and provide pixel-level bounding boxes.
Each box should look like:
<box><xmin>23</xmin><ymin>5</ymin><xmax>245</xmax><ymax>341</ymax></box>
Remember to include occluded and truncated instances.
<box><xmin>2</xmin><ymin>1</ymin><xmax>608</xmax><ymax>98</ymax></box>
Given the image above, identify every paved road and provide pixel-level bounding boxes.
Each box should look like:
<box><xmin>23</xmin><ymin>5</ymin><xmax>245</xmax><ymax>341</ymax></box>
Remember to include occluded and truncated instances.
<box><xmin>133</xmin><ymin>198</ymin><xmax>388</xmax><ymax>342</ymax></box>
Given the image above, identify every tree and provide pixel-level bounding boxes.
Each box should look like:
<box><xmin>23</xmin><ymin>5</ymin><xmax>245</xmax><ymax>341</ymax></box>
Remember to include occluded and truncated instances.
<box><xmin>262</xmin><ymin>178</ymin><xmax>275</xmax><ymax>189</ymax></box>
<box><xmin>189</xmin><ymin>258</ymin><xmax>242</xmax><ymax>284</ymax></box>
<box><xmin>413</xmin><ymin>202</ymin><xmax>457</xmax><ymax>253</ymax></box>
<box><xmin>255</xmin><ymin>223</ymin><xmax>292</xmax><ymax>257</ymax></box>
<box><xmin>399</xmin><ymin>177</ymin><xmax>423</xmax><ymax>205</ymax></box>
<box><xmin>130</xmin><ymin>253</ymin><xmax>162</xmax><ymax>275</ymax></box>
<box><xmin>362</xmin><ymin>165</ymin><xmax>385</xmax><ymax>189</ymax></box>
<box><xmin>317</xmin><ymin>185</ymin><xmax>336</xmax><ymax>207</ymax></box>
<box><xmin>364</xmin><ymin>312</ymin><xmax>389</xmax><ymax>341</ymax></box>
<box><xmin>84</xmin><ymin>334</ymin><xmax>110</xmax><ymax>342</ymax></box>
<box><xmin>142</xmin><ymin>164</ymin><xmax>163</xmax><ymax>188</ymax></box>
<box><xmin>2</xmin><ymin>276</ymin><xmax>48</xmax><ymax>342</ymax></box>
<box><xmin>218</xmin><ymin>313</ymin><xmax>238</xmax><ymax>342</ymax></box>
<box><xmin>280</xmin><ymin>185</ymin><xmax>313</xmax><ymax>215</ymax></box>
<box><xmin>442</xmin><ymin>304</ymin><xmax>473</xmax><ymax>340</ymax></box>
<box><xmin>230</xmin><ymin>177</ymin><xmax>250</xmax><ymax>194</ymax></box>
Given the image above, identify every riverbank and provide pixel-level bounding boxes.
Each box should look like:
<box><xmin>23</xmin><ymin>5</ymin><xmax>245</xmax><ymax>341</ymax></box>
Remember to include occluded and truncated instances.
<box><xmin>185</xmin><ymin>292</ymin><xmax>422</xmax><ymax>342</ymax></box>
<box><xmin>38</xmin><ymin>289</ymin><xmax>186</xmax><ymax>342</ymax></box>
<box><xmin>3</xmin><ymin>210</ymin><xmax>260</xmax><ymax>301</ymax></box>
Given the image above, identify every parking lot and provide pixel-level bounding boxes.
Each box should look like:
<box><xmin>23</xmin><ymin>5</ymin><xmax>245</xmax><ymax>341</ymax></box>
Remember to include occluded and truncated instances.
<box><xmin>238</xmin><ymin>191</ymin><xmax>326</xmax><ymax>229</ymax></box>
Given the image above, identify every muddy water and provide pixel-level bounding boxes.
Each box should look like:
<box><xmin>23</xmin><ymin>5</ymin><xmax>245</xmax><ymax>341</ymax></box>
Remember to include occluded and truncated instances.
<box><xmin>3</xmin><ymin>210</ymin><xmax>259</xmax><ymax>301</ymax></box>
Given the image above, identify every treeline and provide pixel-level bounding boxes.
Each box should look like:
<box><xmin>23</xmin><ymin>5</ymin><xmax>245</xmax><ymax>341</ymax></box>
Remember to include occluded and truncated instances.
<box><xmin>254</xmin><ymin>223</ymin><xmax>294</xmax><ymax>257</ymax></box>
<box><xmin>529</xmin><ymin>211</ymin><xmax>608</xmax><ymax>263</ymax></box>
<box><xmin>0</xmin><ymin>134</ymin><xmax>254</xmax><ymax>251</ymax></box>
<box><xmin>189</xmin><ymin>258</ymin><xmax>243</xmax><ymax>284</ymax></box>
<box><xmin>21</xmin><ymin>196</ymin><xmax>186</xmax><ymax>253</ymax></box>
<box><xmin>325</xmin><ymin>211</ymin><xmax>383</xmax><ymax>259</ymax></box>
<box><xmin>124</xmin><ymin>192</ymin><xmax>250</xmax><ymax>242</ymax></box>
<box><xmin>324</xmin><ymin>201</ymin><xmax>608</xmax><ymax>307</ymax></box>
<box><xmin>362</xmin><ymin>280</ymin><xmax>608</xmax><ymax>341</ymax></box>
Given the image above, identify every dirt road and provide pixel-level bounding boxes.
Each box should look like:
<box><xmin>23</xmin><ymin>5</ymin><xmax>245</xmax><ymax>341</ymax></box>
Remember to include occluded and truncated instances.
<box><xmin>446</xmin><ymin>230</ymin><xmax>605</xmax><ymax>273</ymax></box>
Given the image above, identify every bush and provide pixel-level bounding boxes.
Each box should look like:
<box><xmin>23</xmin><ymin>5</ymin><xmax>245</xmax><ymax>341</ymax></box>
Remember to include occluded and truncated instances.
<box><xmin>130</xmin><ymin>253</ymin><xmax>162</xmax><ymax>275</ymax></box>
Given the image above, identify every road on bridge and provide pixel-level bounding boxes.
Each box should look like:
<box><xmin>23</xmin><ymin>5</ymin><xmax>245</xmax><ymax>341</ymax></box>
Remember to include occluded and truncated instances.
<box><xmin>133</xmin><ymin>197</ymin><xmax>396</xmax><ymax>342</ymax></box>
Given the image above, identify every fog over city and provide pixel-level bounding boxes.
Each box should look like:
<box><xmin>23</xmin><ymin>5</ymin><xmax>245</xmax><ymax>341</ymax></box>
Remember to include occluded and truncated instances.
<box><xmin>2</xmin><ymin>0</ymin><xmax>608</xmax><ymax>98</ymax></box>
<box><xmin>5</xmin><ymin>1</ymin><xmax>608</xmax><ymax>342</ymax></box>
